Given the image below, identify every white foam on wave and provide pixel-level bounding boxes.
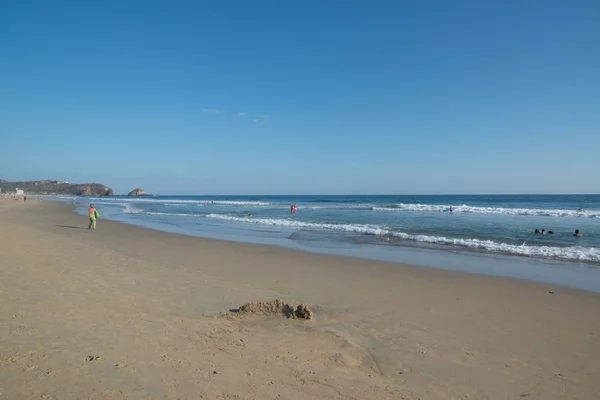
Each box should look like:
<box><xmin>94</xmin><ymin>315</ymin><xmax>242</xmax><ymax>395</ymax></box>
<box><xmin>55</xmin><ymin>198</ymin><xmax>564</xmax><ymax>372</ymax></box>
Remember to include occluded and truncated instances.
<box><xmin>302</xmin><ymin>204</ymin><xmax>374</xmax><ymax>210</ymax></box>
<box><xmin>87</xmin><ymin>196</ymin><xmax>273</xmax><ymax>207</ymax></box>
<box><xmin>373</xmin><ymin>204</ymin><xmax>600</xmax><ymax>218</ymax></box>
<box><xmin>123</xmin><ymin>204</ymin><xmax>144</xmax><ymax>214</ymax></box>
<box><xmin>210</xmin><ymin>200</ymin><xmax>273</xmax><ymax>206</ymax></box>
<box><xmin>205</xmin><ymin>214</ymin><xmax>389</xmax><ymax>235</ymax></box>
<box><xmin>135</xmin><ymin>199</ymin><xmax>273</xmax><ymax>207</ymax></box>
<box><xmin>159</xmin><ymin>201</ymin><xmax>372</xmax><ymax>209</ymax></box>
<box><xmin>388</xmin><ymin>232</ymin><xmax>600</xmax><ymax>262</ymax></box>
<box><xmin>205</xmin><ymin>214</ymin><xmax>600</xmax><ymax>262</ymax></box>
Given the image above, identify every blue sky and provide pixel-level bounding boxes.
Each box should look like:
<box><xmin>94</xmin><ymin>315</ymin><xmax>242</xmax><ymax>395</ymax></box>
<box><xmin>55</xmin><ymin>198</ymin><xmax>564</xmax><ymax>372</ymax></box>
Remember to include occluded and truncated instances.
<box><xmin>1</xmin><ymin>0</ymin><xmax>599</xmax><ymax>195</ymax></box>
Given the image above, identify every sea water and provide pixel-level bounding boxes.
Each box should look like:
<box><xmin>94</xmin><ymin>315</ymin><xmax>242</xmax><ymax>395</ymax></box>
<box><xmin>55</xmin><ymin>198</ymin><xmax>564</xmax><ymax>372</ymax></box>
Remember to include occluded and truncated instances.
<box><xmin>52</xmin><ymin>194</ymin><xmax>600</xmax><ymax>291</ymax></box>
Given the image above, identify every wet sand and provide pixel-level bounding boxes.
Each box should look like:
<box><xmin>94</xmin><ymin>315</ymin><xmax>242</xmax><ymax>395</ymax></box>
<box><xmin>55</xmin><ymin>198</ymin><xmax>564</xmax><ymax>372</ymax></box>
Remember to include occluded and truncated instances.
<box><xmin>1</xmin><ymin>199</ymin><xmax>599</xmax><ymax>399</ymax></box>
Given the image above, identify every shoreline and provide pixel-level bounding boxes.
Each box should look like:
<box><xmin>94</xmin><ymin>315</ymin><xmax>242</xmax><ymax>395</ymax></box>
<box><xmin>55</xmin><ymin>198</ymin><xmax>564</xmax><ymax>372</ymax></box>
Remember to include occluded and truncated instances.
<box><xmin>2</xmin><ymin>199</ymin><xmax>600</xmax><ymax>399</ymax></box>
<box><xmin>52</xmin><ymin>194</ymin><xmax>600</xmax><ymax>266</ymax></box>
<box><xmin>59</xmin><ymin>197</ymin><xmax>600</xmax><ymax>293</ymax></box>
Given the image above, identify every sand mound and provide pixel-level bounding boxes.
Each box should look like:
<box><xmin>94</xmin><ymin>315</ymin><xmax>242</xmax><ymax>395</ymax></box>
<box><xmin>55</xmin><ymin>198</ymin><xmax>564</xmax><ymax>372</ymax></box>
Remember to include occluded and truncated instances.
<box><xmin>236</xmin><ymin>299</ymin><xmax>313</xmax><ymax>320</ymax></box>
<box><xmin>294</xmin><ymin>304</ymin><xmax>313</xmax><ymax>319</ymax></box>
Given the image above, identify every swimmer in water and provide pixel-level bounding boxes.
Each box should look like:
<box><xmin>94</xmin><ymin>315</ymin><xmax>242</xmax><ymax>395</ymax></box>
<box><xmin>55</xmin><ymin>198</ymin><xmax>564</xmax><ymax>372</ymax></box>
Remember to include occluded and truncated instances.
<box><xmin>449</xmin><ymin>206</ymin><xmax>453</xmax><ymax>213</ymax></box>
<box><xmin>534</xmin><ymin>229</ymin><xmax>540</xmax><ymax>234</ymax></box>
<box><xmin>541</xmin><ymin>229</ymin><xmax>547</xmax><ymax>235</ymax></box>
<box><xmin>574</xmin><ymin>229</ymin><xmax>584</xmax><ymax>238</ymax></box>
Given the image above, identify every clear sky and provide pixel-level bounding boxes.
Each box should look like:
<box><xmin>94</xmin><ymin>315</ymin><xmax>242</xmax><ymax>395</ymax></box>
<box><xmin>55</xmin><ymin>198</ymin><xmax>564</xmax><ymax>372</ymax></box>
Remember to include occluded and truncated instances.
<box><xmin>1</xmin><ymin>0</ymin><xmax>599</xmax><ymax>195</ymax></box>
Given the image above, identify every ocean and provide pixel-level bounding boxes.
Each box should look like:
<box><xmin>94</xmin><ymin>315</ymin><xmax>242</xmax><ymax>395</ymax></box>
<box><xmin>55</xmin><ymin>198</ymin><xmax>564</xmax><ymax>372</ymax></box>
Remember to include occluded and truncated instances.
<box><xmin>60</xmin><ymin>194</ymin><xmax>599</xmax><ymax>262</ymax></box>
<box><xmin>48</xmin><ymin>194</ymin><xmax>600</xmax><ymax>291</ymax></box>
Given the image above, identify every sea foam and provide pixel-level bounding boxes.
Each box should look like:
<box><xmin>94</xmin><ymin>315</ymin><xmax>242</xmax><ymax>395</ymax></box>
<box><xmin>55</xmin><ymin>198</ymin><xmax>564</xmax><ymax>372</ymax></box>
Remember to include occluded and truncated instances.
<box><xmin>205</xmin><ymin>214</ymin><xmax>600</xmax><ymax>262</ymax></box>
<box><xmin>205</xmin><ymin>214</ymin><xmax>389</xmax><ymax>235</ymax></box>
<box><xmin>89</xmin><ymin>197</ymin><xmax>273</xmax><ymax>207</ymax></box>
<box><xmin>372</xmin><ymin>204</ymin><xmax>600</xmax><ymax>218</ymax></box>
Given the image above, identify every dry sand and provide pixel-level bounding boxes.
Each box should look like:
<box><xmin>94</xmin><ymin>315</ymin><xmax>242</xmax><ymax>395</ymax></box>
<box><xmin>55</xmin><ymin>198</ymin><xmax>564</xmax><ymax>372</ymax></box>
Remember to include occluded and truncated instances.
<box><xmin>1</xmin><ymin>199</ymin><xmax>599</xmax><ymax>399</ymax></box>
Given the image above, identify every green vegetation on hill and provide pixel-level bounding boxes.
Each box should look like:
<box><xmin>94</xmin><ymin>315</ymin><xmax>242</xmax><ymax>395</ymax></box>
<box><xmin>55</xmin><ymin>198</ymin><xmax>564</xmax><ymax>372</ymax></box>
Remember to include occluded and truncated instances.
<box><xmin>0</xmin><ymin>180</ymin><xmax>114</xmax><ymax>196</ymax></box>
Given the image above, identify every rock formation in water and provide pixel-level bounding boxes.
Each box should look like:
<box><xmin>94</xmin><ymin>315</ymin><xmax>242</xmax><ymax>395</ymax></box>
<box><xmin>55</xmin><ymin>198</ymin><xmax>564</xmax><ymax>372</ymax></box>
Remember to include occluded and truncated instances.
<box><xmin>127</xmin><ymin>188</ymin><xmax>148</xmax><ymax>196</ymax></box>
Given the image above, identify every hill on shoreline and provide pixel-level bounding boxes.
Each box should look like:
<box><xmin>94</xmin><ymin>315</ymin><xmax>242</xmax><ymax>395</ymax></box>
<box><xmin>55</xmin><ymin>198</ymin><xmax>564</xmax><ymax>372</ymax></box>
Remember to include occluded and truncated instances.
<box><xmin>0</xmin><ymin>180</ymin><xmax>114</xmax><ymax>197</ymax></box>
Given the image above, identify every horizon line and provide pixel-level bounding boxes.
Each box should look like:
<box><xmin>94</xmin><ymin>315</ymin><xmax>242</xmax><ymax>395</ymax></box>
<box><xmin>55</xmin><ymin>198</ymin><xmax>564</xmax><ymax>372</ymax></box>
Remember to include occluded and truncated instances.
<box><xmin>112</xmin><ymin>193</ymin><xmax>600</xmax><ymax>196</ymax></box>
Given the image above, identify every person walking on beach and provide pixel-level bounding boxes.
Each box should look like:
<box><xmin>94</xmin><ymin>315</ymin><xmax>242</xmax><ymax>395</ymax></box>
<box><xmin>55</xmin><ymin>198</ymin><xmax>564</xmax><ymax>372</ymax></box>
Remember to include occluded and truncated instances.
<box><xmin>88</xmin><ymin>204</ymin><xmax>99</xmax><ymax>230</ymax></box>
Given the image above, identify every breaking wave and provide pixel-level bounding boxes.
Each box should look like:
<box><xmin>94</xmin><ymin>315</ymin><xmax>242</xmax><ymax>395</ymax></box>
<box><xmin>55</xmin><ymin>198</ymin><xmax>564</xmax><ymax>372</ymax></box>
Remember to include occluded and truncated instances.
<box><xmin>206</xmin><ymin>214</ymin><xmax>389</xmax><ymax>235</ymax></box>
<box><xmin>373</xmin><ymin>204</ymin><xmax>600</xmax><ymax>218</ymax></box>
<box><xmin>205</xmin><ymin>214</ymin><xmax>600</xmax><ymax>262</ymax></box>
<box><xmin>88</xmin><ymin>197</ymin><xmax>273</xmax><ymax>207</ymax></box>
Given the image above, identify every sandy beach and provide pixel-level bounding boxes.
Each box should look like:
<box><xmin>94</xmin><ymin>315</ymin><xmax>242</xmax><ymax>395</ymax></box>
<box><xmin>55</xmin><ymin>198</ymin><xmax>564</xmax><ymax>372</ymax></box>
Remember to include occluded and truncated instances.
<box><xmin>1</xmin><ymin>199</ymin><xmax>599</xmax><ymax>400</ymax></box>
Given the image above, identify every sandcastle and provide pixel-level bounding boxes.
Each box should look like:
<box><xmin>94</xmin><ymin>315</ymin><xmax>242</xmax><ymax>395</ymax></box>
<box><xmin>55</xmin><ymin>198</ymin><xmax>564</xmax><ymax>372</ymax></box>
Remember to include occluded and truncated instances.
<box><xmin>235</xmin><ymin>299</ymin><xmax>313</xmax><ymax>320</ymax></box>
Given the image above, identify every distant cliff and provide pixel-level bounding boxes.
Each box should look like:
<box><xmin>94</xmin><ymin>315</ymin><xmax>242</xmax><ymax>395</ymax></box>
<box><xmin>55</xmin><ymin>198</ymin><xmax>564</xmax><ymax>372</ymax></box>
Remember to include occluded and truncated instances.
<box><xmin>0</xmin><ymin>180</ymin><xmax>114</xmax><ymax>196</ymax></box>
<box><xmin>127</xmin><ymin>188</ymin><xmax>148</xmax><ymax>196</ymax></box>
